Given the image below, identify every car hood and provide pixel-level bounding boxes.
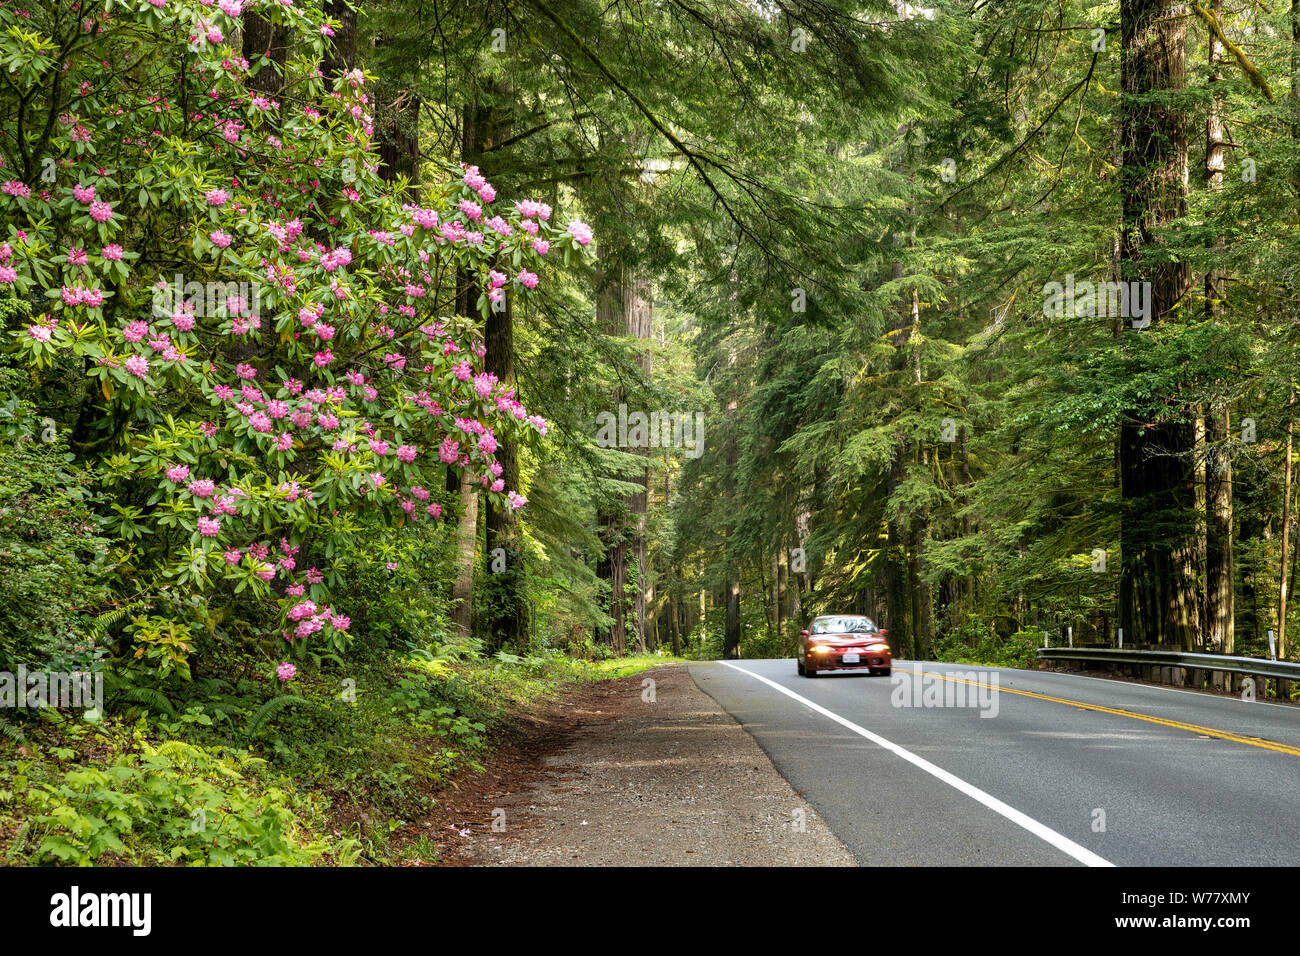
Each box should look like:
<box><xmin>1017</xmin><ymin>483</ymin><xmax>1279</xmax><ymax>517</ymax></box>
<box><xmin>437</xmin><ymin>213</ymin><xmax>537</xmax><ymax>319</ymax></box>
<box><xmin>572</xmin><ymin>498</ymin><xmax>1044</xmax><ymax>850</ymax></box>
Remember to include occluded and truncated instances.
<box><xmin>810</xmin><ymin>634</ymin><xmax>888</xmax><ymax>645</ymax></box>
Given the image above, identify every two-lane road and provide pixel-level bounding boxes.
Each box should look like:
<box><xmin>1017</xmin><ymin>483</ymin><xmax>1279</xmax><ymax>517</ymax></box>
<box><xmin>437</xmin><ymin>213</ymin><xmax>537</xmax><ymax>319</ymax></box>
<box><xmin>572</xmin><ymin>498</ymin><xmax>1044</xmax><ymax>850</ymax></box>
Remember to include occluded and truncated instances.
<box><xmin>690</xmin><ymin>659</ymin><xmax>1300</xmax><ymax>866</ymax></box>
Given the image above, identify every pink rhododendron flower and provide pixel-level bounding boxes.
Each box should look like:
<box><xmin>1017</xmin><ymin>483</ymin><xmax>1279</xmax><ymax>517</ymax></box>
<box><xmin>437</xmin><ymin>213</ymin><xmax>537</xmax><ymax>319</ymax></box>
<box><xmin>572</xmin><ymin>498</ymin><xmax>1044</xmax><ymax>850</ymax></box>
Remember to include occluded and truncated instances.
<box><xmin>568</xmin><ymin>220</ymin><xmax>593</xmax><ymax>246</ymax></box>
<box><xmin>187</xmin><ymin>478</ymin><xmax>215</xmax><ymax>498</ymax></box>
<box><xmin>120</xmin><ymin>325</ymin><xmax>148</xmax><ymax>348</ymax></box>
<box><xmin>197</xmin><ymin>516</ymin><xmax>220</xmax><ymax>537</ymax></box>
<box><xmin>125</xmin><ymin>354</ymin><xmax>149</xmax><ymax>378</ymax></box>
<box><xmin>320</xmin><ymin>246</ymin><xmax>351</xmax><ymax>271</ymax></box>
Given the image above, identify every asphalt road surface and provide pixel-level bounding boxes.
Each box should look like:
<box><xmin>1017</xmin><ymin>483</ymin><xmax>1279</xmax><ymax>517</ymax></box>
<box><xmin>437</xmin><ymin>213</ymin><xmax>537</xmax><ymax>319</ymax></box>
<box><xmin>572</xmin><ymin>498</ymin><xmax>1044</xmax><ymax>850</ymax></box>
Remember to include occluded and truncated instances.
<box><xmin>689</xmin><ymin>659</ymin><xmax>1300</xmax><ymax>866</ymax></box>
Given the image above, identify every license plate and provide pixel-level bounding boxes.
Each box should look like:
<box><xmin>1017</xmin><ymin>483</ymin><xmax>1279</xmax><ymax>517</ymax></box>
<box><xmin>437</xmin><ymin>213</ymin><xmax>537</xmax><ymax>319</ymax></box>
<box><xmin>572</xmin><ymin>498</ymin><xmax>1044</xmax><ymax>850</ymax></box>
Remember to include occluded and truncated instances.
<box><xmin>842</xmin><ymin>653</ymin><xmax>860</xmax><ymax>664</ymax></box>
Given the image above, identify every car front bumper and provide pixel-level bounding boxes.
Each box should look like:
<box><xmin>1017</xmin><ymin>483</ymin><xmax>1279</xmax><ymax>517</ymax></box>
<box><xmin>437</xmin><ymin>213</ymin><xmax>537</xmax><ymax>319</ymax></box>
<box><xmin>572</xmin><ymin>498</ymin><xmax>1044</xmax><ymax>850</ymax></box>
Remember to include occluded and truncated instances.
<box><xmin>809</xmin><ymin>650</ymin><xmax>891</xmax><ymax>670</ymax></box>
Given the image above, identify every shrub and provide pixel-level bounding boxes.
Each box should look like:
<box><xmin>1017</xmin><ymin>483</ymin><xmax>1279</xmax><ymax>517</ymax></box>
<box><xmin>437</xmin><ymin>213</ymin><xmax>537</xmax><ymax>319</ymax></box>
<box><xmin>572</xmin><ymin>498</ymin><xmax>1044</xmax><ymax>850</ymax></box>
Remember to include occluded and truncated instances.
<box><xmin>26</xmin><ymin>738</ymin><xmax>343</xmax><ymax>866</ymax></box>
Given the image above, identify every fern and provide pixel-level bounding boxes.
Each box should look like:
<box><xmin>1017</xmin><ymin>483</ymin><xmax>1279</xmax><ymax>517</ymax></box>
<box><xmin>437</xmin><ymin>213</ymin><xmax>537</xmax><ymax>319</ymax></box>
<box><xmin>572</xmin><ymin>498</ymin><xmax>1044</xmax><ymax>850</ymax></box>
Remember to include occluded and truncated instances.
<box><xmin>111</xmin><ymin>685</ymin><xmax>177</xmax><ymax>716</ymax></box>
<box><xmin>0</xmin><ymin>716</ymin><xmax>26</xmax><ymax>745</ymax></box>
<box><xmin>89</xmin><ymin>599</ymin><xmax>151</xmax><ymax>642</ymax></box>
<box><xmin>243</xmin><ymin>695</ymin><xmax>321</xmax><ymax>738</ymax></box>
<box><xmin>204</xmin><ymin>700</ymin><xmax>247</xmax><ymax>718</ymax></box>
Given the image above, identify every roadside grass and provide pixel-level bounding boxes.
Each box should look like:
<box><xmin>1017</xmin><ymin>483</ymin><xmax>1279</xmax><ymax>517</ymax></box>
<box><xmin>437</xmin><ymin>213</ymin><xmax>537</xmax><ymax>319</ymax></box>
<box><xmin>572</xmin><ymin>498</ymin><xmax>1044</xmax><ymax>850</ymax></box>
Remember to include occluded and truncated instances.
<box><xmin>0</xmin><ymin>650</ymin><xmax>680</xmax><ymax>866</ymax></box>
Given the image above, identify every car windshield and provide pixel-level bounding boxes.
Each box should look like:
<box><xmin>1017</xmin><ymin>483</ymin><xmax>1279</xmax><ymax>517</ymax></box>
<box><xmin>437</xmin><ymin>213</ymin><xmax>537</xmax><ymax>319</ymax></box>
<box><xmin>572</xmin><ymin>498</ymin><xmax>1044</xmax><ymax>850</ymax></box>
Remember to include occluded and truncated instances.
<box><xmin>811</xmin><ymin>616</ymin><xmax>876</xmax><ymax>634</ymax></box>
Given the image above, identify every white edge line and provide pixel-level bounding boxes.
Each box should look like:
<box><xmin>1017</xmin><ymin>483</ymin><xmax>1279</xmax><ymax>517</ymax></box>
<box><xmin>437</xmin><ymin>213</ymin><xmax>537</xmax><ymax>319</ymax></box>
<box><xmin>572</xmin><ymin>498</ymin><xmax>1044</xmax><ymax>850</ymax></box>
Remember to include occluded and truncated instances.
<box><xmin>719</xmin><ymin>661</ymin><xmax>1116</xmax><ymax>868</ymax></box>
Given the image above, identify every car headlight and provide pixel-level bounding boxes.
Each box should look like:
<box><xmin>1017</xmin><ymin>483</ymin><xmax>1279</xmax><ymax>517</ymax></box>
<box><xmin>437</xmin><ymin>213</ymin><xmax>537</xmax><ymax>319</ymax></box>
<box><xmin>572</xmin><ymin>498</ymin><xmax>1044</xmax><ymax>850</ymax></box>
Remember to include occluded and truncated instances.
<box><xmin>867</xmin><ymin>643</ymin><xmax>889</xmax><ymax>652</ymax></box>
<box><xmin>812</xmin><ymin>645</ymin><xmax>834</xmax><ymax>654</ymax></box>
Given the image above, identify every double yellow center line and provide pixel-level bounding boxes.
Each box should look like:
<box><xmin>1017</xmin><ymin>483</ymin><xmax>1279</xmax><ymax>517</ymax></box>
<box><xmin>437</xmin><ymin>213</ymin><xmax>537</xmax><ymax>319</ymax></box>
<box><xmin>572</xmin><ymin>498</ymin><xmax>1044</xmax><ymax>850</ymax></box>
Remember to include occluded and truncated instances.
<box><xmin>894</xmin><ymin>667</ymin><xmax>1300</xmax><ymax>758</ymax></box>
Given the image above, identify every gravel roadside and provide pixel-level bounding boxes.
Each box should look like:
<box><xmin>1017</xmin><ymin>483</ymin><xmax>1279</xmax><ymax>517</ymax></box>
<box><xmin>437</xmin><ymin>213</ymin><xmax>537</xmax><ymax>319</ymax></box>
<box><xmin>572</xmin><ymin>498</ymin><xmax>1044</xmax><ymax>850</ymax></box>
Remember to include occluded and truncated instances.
<box><xmin>431</xmin><ymin>663</ymin><xmax>853</xmax><ymax>866</ymax></box>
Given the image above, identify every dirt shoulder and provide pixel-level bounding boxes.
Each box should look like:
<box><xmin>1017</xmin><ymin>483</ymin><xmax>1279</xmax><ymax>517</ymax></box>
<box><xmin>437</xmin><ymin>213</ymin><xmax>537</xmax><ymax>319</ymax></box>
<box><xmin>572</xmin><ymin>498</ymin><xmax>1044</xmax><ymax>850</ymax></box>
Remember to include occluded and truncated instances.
<box><xmin>420</xmin><ymin>662</ymin><xmax>853</xmax><ymax>866</ymax></box>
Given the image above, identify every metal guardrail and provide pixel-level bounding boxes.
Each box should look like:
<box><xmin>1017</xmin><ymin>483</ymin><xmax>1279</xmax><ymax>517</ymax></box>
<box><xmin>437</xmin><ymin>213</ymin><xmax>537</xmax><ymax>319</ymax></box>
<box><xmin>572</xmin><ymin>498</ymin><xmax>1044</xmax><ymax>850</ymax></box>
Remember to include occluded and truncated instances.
<box><xmin>1037</xmin><ymin>647</ymin><xmax>1300</xmax><ymax>682</ymax></box>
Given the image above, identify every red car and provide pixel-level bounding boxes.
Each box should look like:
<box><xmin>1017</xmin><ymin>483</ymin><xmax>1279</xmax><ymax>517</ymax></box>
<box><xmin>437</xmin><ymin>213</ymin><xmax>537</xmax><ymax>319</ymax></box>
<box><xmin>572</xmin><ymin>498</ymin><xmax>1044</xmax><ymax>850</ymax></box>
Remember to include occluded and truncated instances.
<box><xmin>797</xmin><ymin>614</ymin><xmax>891</xmax><ymax>677</ymax></box>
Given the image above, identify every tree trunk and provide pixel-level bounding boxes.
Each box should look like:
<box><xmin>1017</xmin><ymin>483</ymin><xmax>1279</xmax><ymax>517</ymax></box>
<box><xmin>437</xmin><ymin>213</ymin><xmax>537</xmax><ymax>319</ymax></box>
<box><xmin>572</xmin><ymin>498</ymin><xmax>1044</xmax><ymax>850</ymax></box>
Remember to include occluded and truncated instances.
<box><xmin>627</xmin><ymin>274</ymin><xmax>652</xmax><ymax>654</ymax></box>
<box><xmin>450</xmin><ymin>472</ymin><xmax>478</xmax><ymax>639</ymax></box>
<box><xmin>320</xmin><ymin>0</ymin><xmax>357</xmax><ymax>81</ymax></box>
<box><xmin>1118</xmin><ymin>0</ymin><xmax>1199</xmax><ymax>649</ymax></box>
<box><xmin>594</xmin><ymin>260</ymin><xmax>627</xmax><ymax>654</ymax></box>
<box><xmin>241</xmin><ymin>12</ymin><xmax>288</xmax><ymax>98</ymax></box>
<box><xmin>1280</xmin><ymin>398</ymin><xmax>1294</xmax><ymax>658</ymax></box>
<box><xmin>459</xmin><ymin>100</ymin><xmax>527</xmax><ymax>652</ymax></box>
<box><xmin>1206</xmin><ymin>406</ymin><xmax>1234</xmax><ymax>655</ymax></box>
<box><xmin>377</xmin><ymin>93</ymin><xmax>421</xmax><ymax>192</ymax></box>
<box><xmin>483</xmin><ymin>290</ymin><xmax>527</xmax><ymax>652</ymax></box>
<box><xmin>723</xmin><ymin>396</ymin><xmax>741</xmax><ymax>659</ymax></box>
<box><xmin>1203</xmin><ymin>0</ymin><xmax>1233</xmax><ymax>665</ymax></box>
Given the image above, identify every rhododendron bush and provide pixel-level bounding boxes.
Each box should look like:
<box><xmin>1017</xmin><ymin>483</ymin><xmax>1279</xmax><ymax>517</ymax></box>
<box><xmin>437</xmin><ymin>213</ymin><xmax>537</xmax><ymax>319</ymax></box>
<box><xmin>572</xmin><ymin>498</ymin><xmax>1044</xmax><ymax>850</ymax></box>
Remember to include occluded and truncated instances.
<box><xmin>1</xmin><ymin>0</ymin><xmax>591</xmax><ymax>660</ymax></box>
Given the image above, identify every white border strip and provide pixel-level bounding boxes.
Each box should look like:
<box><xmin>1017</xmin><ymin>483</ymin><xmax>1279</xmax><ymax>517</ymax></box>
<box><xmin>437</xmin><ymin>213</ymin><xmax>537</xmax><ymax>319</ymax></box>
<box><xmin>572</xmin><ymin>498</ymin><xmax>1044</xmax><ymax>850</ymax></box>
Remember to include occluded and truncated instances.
<box><xmin>719</xmin><ymin>661</ymin><xmax>1115</xmax><ymax>868</ymax></box>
